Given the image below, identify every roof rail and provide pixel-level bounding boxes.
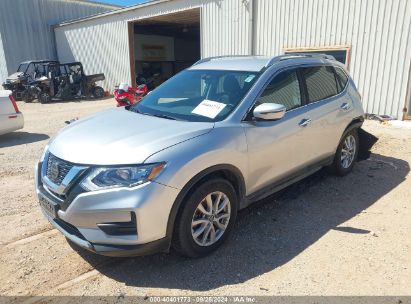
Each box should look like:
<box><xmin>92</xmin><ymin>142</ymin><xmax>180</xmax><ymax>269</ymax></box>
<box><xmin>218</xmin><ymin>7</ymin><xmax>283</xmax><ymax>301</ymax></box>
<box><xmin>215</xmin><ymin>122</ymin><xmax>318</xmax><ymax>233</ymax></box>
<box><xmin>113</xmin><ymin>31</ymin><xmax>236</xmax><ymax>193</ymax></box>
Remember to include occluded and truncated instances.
<box><xmin>193</xmin><ymin>55</ymin><xmax>257</xmax><ymax>66</ymax></box>
<box><xmin>265</xmin><ymin>53</ymin><xmax>336</xmax><ymax>67</ymax></box>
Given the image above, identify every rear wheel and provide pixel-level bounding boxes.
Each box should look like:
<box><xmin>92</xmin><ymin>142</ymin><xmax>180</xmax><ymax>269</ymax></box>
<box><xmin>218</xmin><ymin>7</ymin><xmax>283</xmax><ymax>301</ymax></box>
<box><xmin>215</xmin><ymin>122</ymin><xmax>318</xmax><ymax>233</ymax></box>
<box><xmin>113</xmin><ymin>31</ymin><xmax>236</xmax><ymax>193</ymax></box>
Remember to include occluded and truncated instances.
<box><xmin>173</xmin><ymin>178</ymin><xmax>238</xmax><ymax>257</ymax></box>
<box><xmin>92</xmin><ymin>86</ymin><xmax>105</xmax><ymax>99</ymax></box>
<box><xmin>331</xmin><ymin>129</ymin><xmax>359</xmax><ymax>176</ymax></box>
<box><xmin>39</xmin><ymin>92</ymin><xmax>51</xmax><ymax>104</ymax></box>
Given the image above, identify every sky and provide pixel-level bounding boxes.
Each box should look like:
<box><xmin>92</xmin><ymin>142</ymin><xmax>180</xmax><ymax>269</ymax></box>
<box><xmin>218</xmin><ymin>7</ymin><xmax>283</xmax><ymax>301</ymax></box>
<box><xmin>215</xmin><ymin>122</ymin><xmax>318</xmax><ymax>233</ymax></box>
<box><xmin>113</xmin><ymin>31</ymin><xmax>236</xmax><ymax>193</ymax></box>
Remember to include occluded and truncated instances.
<box><xmin>91</xmin><ymin>0</ymin><xmax>147</xmax><ymax>7</ymax></box>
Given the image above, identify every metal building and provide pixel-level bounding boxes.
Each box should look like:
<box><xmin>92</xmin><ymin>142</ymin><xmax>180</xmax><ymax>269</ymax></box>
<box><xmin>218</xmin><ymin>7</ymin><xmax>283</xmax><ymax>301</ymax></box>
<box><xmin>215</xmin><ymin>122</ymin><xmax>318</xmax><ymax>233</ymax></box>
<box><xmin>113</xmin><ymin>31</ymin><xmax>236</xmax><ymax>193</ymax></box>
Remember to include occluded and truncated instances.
<box><xmin>54</xmin><ymin>0</ymin><xmax>411</xmax><ymax>120</ymax></box>
<box><xmin>0</xmin><ymin>0</ymin><xmax>118</xmax><ymax>84</ymax></box>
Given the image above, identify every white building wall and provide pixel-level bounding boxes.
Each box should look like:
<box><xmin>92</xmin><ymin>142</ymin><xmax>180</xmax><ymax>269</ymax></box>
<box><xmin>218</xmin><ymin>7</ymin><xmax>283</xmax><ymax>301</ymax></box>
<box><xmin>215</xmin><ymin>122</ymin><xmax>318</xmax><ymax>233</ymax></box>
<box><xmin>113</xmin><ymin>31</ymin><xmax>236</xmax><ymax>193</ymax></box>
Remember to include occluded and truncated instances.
<box><xmin>55</xmin><ymin>0</ymin><xmax>254</xmax><ymax>90</ymax></box>
<box><xmin>255</xmin><ymin>0</ymin><xmax>411</xmax><ymax>119</ymax></box>
<box><xmin>55</xmin><ymin>0</ymin><xmax>203</xmax><ymax>90</ymax></box>
<box><xmin>55</xmin><ymin>18</ymin><xmax>130</xmax><ymax>91</ymax></box>
<box><xmin>201</xmin><ymin>0</ymin><xmax>252</xmax><ymax>57</ymax></box>
<box><xmin>0</xmin><ymin>31</ymin><xmax>8</xmax><ymax>85</ymax></box>
<box><xmin>54</xmin><ymin>0</ymin><xmax>411</xmax><ymax>118</ymax></box>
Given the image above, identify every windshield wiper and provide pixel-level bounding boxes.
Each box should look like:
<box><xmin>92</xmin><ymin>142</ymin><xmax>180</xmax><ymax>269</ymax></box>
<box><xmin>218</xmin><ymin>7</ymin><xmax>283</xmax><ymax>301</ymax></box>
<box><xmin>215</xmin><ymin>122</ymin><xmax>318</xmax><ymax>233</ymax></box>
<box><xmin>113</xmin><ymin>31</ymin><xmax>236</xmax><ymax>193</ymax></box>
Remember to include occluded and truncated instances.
<box><xmin>130</xmin><ymin>107</ymin><xmax>177</xmax><ymax>120</ymax></box>
<box><xmin>151</xmin><ymin>113</ymin><xmax>177</xmax><ymax>120</ymax></box>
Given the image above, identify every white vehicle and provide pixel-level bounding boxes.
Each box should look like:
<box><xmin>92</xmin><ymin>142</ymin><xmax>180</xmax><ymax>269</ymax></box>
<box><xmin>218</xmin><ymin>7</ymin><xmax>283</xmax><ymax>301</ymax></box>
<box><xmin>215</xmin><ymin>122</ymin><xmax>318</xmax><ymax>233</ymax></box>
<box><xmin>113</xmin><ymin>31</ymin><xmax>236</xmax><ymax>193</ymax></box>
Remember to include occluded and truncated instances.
<box><xmin>0</xmin><ymin>90</ymin><xmax>24</xmax><ymax>135</ymax></box>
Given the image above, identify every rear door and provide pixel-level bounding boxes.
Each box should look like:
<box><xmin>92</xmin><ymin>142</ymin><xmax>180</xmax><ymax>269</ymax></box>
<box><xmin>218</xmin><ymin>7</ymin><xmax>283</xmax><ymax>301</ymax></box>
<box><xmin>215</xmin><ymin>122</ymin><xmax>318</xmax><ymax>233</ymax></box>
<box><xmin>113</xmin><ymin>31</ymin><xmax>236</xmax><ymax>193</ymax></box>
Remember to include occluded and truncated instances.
<box><xmin>299</xmin><ymin>65</ymin><xmax>353</xmax><ymax>158</ymax></box>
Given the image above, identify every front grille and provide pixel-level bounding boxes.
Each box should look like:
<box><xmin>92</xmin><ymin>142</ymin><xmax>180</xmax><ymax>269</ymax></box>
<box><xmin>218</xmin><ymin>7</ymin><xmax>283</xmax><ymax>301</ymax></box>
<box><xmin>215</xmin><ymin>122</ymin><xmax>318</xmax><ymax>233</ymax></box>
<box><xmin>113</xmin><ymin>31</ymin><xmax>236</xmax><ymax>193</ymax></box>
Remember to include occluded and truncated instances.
<box><xmin>46</xmin><ymin>153</ymin><xmax>73</xmax><ymax>185</ymax></box>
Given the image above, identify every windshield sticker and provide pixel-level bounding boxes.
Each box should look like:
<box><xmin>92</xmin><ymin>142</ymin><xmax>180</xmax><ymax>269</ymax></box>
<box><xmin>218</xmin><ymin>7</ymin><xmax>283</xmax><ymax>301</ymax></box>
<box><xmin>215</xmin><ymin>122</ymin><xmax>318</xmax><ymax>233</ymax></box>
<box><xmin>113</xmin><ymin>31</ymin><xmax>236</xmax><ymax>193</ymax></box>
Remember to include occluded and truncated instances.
<box><xmin>244</xmin><ymin>75</ymin><xmax>256</xmax><ymax>83</ymax></box>
<box><xmin>192</xmin><ymin>100</ymin><xmax>227</xmax><ymax>119</ymax></box>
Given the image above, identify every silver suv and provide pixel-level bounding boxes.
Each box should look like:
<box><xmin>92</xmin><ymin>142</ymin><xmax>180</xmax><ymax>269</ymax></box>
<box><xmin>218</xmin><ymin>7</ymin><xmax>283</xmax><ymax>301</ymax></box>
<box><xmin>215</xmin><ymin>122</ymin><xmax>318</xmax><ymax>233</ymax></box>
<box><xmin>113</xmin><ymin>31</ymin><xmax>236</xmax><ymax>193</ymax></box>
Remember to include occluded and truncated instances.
<box><xmin>35</xmin><ymin>55</ymin><xmax>364</xmax><ymax>257</ymax></box>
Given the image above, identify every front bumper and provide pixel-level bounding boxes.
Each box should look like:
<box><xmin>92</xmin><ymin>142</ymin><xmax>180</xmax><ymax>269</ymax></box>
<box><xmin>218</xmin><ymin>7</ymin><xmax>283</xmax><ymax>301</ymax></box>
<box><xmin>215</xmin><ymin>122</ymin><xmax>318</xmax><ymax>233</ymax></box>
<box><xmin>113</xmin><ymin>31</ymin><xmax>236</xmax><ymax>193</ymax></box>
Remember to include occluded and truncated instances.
<box><xmin>42</xmin><ymin>210</ymin><xmax>170</xmax><ymax>257</ymax></box>
<box><xmin>35</xmin><ymin>162</ymin><xmax>180</xmax><ymax>256</ymax></box>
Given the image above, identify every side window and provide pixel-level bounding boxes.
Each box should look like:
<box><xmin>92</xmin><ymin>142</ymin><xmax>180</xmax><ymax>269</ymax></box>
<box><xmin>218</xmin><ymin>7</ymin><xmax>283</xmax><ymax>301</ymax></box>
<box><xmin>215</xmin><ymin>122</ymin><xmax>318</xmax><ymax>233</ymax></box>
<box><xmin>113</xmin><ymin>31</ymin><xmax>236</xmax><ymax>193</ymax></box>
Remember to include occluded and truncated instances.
<box><xmin>301</xmin><ymin>66</ymin><xmax>338</xmax><ymax>103</ymax></box>
<box><xmin>334</xmin><ymin>67</ymin><xmax>349</xmax><ymax>93</ymax></box>
<box><xmin>256</xmin><ymin>69</ymin><xmax>302</xmax><ymax>111</ymax></box>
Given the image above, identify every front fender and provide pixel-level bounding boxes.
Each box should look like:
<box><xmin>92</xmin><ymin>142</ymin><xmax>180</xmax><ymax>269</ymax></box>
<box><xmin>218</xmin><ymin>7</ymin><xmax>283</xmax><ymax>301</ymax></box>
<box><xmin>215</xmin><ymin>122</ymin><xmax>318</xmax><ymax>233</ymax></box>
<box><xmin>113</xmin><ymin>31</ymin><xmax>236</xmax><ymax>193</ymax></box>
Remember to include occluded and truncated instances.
<box><xmin>144</xmin><ymin>126</ymin><xmax>248</xmax><ymax>241</ymax></box>
<box><xmin>144</xmin><ymin>126</ymin><xmax>248</xmax><ymax>192</ymax></box>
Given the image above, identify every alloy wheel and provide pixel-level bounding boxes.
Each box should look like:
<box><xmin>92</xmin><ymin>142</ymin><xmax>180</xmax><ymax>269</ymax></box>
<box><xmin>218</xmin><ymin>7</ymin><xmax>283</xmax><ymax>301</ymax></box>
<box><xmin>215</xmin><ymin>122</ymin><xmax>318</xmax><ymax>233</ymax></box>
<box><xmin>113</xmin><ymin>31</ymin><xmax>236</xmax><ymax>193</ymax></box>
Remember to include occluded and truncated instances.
<box><xmin>341</xmin><ymin>134</ymin><xmax>356</xmax><ymax>169</ymax></box>
<box><xmin>191</xmin><ymin>191</ymin><xmax>231</xmax><ymax>247</ymax></box>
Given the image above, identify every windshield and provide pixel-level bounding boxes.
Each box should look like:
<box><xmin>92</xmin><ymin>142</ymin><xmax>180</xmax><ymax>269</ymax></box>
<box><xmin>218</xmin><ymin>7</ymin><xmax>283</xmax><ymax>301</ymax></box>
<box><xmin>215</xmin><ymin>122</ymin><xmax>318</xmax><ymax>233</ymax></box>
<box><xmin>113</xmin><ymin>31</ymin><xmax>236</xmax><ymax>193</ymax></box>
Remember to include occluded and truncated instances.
<box><xmin>131</xmin><ymin>69</ymin><xmax>259</xmax><ymax>122</ymax></box>
<box><xmin>17</xmin><ymin>63</ymin><xmax>29</xmax><ymax>73</ymax></box>
<box><xmin>17</xmin><ymin>63</ymin><xmax>44</xmax><ymax>77</ymax></box>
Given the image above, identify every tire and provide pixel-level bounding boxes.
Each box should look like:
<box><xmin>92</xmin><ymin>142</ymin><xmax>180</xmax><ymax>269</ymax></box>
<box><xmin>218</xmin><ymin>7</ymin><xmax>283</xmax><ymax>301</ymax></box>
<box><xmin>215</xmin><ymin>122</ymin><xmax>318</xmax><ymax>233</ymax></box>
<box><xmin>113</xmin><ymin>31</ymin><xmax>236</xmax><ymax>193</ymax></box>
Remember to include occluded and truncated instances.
<box><xmin>39</xmin><ymin>92</ymin><xmax>51</xmax><ymax>104</ymax></box>
<box><xmin>92</xmin><ymin>86</ymin><xmax>105</xmax><ymax>99</ymax></box>
<box><xmin>331</xmin><ymin>128</ymin><xmax>359</xmax><ymax>176</ymax></box>
<box><xmin>172</xmin><ymin>178</ymin><xmax>238</xmax><ymax>258</ymax></box>
<box><xmin>22</xmin><ymin>91</ymin><xmax>34</xmax><ymax>103</ymax></box>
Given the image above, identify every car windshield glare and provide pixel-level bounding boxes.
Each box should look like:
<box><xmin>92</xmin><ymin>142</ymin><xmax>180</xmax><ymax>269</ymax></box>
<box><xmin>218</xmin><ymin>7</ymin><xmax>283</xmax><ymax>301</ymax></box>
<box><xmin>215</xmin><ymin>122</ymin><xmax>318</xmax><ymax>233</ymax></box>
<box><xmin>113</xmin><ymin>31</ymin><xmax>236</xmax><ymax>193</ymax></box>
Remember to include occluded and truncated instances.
<box><xmin>131</xmin><ymin>69</ymin><xmax>259</xmax><ymax>122</ymax></box>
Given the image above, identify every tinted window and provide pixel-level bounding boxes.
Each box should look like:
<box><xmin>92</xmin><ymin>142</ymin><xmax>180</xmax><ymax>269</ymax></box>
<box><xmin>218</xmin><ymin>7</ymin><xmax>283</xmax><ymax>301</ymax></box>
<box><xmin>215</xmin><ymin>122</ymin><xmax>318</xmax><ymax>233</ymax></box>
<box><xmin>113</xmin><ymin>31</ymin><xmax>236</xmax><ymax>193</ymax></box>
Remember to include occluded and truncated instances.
<box><xmin>302</xmin><ymin>66</ymin><xmax>338</xmax><ymax>103</ymax></box>
<box><xmin>334</xmin><ymin>67</ymin><xmax>349</xmax><ymax>93</ymax></box>
<box><xmin>256</xmin><ymin>69</ymin><xmax>302</xmax><ymax>111</ymax></box>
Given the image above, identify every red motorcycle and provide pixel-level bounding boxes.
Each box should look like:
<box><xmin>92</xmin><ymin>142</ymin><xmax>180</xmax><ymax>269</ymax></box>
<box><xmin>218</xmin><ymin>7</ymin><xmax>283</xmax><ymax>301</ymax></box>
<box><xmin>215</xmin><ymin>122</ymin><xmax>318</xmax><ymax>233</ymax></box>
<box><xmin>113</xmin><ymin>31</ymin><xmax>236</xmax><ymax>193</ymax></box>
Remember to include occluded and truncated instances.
<box><xmin>114</xmin><ymin>83</ymin><xmax>148</xmax><ymax>107</ymax></box>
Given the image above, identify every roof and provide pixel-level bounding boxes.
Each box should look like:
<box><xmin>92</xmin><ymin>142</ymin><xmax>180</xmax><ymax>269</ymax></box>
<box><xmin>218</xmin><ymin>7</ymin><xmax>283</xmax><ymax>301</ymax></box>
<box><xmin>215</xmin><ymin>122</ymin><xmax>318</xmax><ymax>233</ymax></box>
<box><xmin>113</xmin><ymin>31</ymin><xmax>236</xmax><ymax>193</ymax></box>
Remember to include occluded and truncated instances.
<box><xmin>189</xmin><ymin>56</ymin><xmax>272</xmax><ymax>72</ymax></box>
<box><xmin>189</xmin><ymin>54</ymin><xmax>340</xmax><ymax>72</ymax></box>
<box><xmin>20</xmin><ymin>60</ymin><xmax>59</xmax><ymax>64</ymax></box>
<box><xmin>66</xmin><ymin>0</ymin><xmax>121</xmax><ymax>9</ymax></box>
<box><xmin>56</xmin><ymin>0</ymin><xmax>171</xmax><ymax>27</ymax></box>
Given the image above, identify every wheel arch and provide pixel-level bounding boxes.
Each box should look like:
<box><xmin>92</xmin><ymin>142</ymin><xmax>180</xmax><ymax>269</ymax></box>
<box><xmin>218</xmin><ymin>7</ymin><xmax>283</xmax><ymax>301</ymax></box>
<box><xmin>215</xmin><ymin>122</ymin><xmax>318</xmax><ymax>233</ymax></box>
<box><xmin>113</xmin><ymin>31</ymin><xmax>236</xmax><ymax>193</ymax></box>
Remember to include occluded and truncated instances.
<box><xmin>165</xmin><ymin>164</ymin><xmax>246</xmax><ymax>241</ymax></box>
<box><xmin>335</xmin><ymin>116</ymin><xmax>364</xmax><ymax>153</ymax></box>
<box><xmin>344</xmin><ymin>116</ymin><xmax>364</xmax><ymax>134</ymax></box>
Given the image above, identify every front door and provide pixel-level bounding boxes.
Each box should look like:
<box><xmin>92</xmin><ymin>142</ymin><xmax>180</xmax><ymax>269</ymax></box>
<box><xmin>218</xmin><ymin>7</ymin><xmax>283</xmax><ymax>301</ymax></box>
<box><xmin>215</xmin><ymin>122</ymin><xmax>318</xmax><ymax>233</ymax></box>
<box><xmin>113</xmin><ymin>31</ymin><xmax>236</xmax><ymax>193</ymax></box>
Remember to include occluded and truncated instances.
<box><xmin>243</xmin><ymin>68</ymin><xmax>318</xmax><ymax>195</ymax></box>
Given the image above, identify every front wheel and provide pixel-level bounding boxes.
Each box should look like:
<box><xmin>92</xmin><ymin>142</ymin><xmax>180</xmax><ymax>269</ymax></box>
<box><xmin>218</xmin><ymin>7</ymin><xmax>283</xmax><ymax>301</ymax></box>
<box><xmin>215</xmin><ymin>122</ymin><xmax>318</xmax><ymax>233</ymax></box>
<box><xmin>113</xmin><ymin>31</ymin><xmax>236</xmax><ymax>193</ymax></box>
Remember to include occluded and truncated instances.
<box><xmin>331</xmin><ymin>129</ymin><xmax>359</xmax><ymax>176</ymax></box>
<box><xmin>172</xmin><ymin>178</ymin><xmax>238</xmax><ymax>257</ymax></box>
<box><xmin>92</xmin><ymin>86</ymin><xmax>105</xmax><ymax>99</ymax></box>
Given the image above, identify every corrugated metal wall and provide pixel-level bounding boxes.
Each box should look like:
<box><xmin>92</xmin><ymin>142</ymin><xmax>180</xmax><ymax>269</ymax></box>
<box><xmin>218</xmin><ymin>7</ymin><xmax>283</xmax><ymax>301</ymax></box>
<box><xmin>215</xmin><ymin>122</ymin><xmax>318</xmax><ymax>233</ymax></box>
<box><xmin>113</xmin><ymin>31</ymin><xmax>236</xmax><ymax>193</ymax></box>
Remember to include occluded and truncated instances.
<box><xmin>0</xmin><ymin>0</ymin><xmax>116</xmax><ymax>83</ymax></box>
<box><xmin>0</xmin><ymin>31</ymin><xmax>8</xmax><ymax>85</ymax></box>
<box><xmin>55</xmin><ymin>17</ymin><xmax>131</xmax><ymax>91</ymax></box>
<box><xmin>254</xmin><ymin>0</ymin><xmax>411</xmax><ymax>119</ymax></box>
<box><xmin>55</xmin><ymin>0</ymin><xmax>202</xmax><ymax>90</ymax></box>
<box><xmin>201</xmin><ymin>0</ymin><xmax>252</xmax><ymax>57</ymax></box>
<box><xmin>54</xmin><ymin>0</ymin><xmax>411</xmax><ymax>118</ymax></box>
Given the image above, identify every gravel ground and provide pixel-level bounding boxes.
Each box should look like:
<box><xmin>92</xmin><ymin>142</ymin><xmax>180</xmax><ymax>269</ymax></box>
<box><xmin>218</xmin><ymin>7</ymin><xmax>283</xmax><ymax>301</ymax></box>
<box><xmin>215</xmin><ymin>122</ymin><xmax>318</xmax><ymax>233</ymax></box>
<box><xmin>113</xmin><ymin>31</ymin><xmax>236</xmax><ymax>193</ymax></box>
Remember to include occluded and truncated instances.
<box><xmin>0</xmin><ymin>99</ymin><xmax>410</xmax><ymax>297</ymax></box>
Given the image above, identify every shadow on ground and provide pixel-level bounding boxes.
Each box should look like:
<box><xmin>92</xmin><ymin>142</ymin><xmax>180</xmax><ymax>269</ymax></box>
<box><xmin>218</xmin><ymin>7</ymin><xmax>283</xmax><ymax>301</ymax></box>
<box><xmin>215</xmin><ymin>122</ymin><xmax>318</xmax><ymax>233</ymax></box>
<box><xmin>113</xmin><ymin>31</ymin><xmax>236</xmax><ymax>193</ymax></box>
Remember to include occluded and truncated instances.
<box><xmin>71</xmin><ymin>150</ymin><xmax>409</xmax><ymax>291</ymax></box>
<box><xmin>0</xmin><ymin>132</ymin><xmax>49</xmax><ymax>148</ymax></box>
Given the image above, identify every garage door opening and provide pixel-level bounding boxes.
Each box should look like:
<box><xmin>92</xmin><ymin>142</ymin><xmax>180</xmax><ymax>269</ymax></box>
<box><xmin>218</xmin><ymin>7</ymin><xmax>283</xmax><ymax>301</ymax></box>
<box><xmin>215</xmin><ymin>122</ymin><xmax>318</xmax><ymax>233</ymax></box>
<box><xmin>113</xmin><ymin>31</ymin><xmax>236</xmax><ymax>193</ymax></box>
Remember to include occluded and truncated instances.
<box><xmin>129</xmin><ymin>8</ymin><xmax>200</xmax><ymax>89</ymax></box>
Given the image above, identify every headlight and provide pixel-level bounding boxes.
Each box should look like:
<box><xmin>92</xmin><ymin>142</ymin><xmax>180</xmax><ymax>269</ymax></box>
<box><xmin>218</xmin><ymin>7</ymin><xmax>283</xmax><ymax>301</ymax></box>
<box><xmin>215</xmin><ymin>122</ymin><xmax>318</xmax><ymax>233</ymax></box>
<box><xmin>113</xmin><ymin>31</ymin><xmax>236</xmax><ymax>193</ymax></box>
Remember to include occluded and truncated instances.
<box><xmin>119</xmin><ymin>96</ymin><xmax>126</xmax><ymax>100</ymax></box>
<box><xmin>80</xmin><ymin>163</ymin><xmax>166</xmax><ymax>191</ymax></box>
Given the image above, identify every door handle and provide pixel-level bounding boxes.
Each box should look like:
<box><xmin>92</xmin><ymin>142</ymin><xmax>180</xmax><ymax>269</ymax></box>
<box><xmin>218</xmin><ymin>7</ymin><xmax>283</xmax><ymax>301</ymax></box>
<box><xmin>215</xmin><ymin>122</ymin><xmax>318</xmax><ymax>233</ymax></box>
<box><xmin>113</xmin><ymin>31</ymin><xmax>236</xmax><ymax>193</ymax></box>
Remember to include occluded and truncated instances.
<box><xmin>340</xmin><ymin>102</ymin><xmax>351</xmax><ymax>111</ymax></box>
<box><xmin>299</xmin><ymin>118</ymin><xmax>312</xmax><ymax>127</ymax></box>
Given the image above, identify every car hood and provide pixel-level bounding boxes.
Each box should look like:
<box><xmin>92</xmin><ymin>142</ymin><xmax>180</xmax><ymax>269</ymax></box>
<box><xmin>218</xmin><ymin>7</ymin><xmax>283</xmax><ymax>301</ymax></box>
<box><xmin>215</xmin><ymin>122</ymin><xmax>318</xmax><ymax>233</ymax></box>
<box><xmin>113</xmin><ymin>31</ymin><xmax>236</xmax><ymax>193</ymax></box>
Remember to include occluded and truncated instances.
<box><xmin>48</xmin><ymin>108</ymin><xmax>214</xmax><ymax>165</ymax></box>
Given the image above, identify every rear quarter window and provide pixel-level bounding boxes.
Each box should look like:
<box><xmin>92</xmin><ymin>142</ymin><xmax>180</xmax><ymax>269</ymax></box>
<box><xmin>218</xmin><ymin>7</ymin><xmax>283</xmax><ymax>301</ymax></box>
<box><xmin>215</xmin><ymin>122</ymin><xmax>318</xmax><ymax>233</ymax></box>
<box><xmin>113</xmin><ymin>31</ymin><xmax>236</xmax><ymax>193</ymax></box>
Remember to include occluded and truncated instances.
<box><xmin>301</xmin><ymin>66</ymin><xmax>339</xmax><ymax>103</ymax></box>
<box><xmin>334</xmin><ymin>67</ymin><xmax>349</xmax><ymax>93</ymax></box>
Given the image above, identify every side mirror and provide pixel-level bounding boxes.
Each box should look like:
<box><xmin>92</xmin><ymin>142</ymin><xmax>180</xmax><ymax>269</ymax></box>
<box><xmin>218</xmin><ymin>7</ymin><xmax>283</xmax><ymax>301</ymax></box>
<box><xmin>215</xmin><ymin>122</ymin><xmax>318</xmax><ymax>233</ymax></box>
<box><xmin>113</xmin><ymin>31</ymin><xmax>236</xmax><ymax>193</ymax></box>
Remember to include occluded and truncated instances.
<box><xmin>253</xmin><ymin>103</ymin><xmax>286</xmax><ymax>121</ymax></box>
